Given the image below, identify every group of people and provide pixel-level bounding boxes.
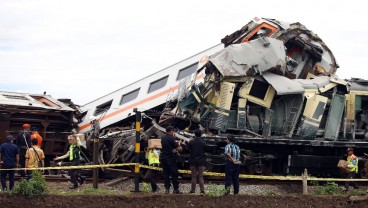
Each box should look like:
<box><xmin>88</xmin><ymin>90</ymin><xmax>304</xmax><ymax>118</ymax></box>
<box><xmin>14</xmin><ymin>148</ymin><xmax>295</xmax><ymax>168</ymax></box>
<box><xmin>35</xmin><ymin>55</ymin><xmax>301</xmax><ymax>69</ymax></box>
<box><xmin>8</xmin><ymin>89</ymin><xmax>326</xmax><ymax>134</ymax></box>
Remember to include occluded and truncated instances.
<box><xmin>145</xmin><ymin>126</ymin><xmax>241</xmax><ymax>195</ymax></box>
<box><xmin>0</xmin><ymin>124</ymin><xmax>45</xmax><ymax>191</ymax></box>
<box><xmin>0</xmin><ymin>123</ymin><xmax>85</xmax><ymax>191</ymax></box>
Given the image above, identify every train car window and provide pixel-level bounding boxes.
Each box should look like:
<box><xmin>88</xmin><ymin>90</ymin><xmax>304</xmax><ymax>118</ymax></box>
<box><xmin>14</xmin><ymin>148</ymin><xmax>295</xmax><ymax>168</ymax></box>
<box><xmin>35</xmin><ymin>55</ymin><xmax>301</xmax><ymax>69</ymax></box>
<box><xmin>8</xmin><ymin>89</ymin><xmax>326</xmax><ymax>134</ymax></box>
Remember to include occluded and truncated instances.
<box><xmin>148</xmin><ymin>75</ymin><xmax>169</xmax><ymax>93</ymax></box>
<box><xmin>249</xmin><ymin>79</ymin><xmax>269</xmax><ymax>99</ymax></box>
<box><xmin>94</xmin><ymin>100</ymin><xmax>113</xmax><ymax>116</ymax></box>
<box><xmin>241</xmin><ymin>23</ymin><xmax>277</xmax><ymax>43</ymax></box>
<box><xmin>120</xmin><ymin>88</ymin><xmax>140</xmax><ymax>105</ymax></box>
<box><xmin>177</xmin><ymin>63</ymin><xmax>198</xmax><ymax>81</ymax></box>
<box><xmin>3</xmin><ymin>94</ymin><xmax>29</xmax><ymax>100</ymax></box>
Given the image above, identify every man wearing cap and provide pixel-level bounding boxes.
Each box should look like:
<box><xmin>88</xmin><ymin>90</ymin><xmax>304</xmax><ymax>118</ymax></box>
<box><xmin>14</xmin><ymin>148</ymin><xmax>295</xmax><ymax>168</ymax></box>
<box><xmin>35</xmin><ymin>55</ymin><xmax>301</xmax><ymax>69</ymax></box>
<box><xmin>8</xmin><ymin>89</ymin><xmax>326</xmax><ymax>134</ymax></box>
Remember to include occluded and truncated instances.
<box><xmin>16</xmin><ymin>124</ymin><xmax>32</xmax><ymax>178</ymax></box>
<box><xmin>345</xmin><ymin>147</ymin><xmax>359</xmax><ymax>191</ymax></box>
<box><xmin>161</xmin><ymin>126</ymin><xmax>182</xmax><ymax>194</ymax></box>
<box><xmin>224</xmin><ymin>135</ymin><xmax>241</xmax><ymax>195</ymax></box>
<box><xmin>0</xmin><ymin>135</ymin><xmax>19</xmax><ymax>191</ymax></box>
<box><xmin>53</xmin><ymin>134</ymin><xmax>85</xmax><ymax>189</ymax></box>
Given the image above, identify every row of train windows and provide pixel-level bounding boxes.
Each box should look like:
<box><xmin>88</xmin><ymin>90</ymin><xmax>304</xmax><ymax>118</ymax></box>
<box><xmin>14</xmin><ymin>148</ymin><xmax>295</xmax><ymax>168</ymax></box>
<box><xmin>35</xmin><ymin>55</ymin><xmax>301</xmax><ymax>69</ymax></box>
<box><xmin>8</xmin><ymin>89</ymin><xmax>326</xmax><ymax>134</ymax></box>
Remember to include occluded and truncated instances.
<box><xmin>94</xmin><ymin>63</ymin><xmax>197</xmax><ymax>115</ymax></box>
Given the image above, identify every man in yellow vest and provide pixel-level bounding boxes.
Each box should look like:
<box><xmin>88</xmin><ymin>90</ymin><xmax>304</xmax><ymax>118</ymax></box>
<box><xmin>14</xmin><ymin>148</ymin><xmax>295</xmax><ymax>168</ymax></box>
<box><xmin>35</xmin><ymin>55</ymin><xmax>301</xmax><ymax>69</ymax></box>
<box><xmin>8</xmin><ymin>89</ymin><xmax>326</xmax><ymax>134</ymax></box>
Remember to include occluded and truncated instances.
<box><xmin>146</xmin><ymin>144</ymin><xmax>160</xmax><ymax>192</ymax></box>
<box><xmin>54</xmin><ymin>134</ymin><xmax>85</xmax><ymax>189</ymax></box>
<box><xmin>344</xmin><ymin>147</ymin><xmax>359</xmax><ymax>191</ymax></box>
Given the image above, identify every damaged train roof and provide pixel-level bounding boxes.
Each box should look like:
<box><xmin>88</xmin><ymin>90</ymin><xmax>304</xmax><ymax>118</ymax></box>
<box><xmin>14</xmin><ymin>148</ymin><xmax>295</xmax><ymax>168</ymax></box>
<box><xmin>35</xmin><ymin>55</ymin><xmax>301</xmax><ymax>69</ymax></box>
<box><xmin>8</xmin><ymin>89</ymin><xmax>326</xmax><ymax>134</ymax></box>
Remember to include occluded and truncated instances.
<box><xmin>0</xmin><ymin>91</ymin><xmax>75</xmax><ymax>112</ymax></box>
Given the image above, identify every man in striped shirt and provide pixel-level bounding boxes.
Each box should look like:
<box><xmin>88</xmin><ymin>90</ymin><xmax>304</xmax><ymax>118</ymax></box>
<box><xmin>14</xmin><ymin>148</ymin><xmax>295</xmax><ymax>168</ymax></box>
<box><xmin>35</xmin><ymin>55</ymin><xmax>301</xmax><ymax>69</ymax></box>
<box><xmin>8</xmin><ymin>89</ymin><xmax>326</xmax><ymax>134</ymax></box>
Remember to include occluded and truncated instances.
<box><xmin>224</xmin><ymin>134</ymin><xmax>241</xmax><ymax>195</ymax></box>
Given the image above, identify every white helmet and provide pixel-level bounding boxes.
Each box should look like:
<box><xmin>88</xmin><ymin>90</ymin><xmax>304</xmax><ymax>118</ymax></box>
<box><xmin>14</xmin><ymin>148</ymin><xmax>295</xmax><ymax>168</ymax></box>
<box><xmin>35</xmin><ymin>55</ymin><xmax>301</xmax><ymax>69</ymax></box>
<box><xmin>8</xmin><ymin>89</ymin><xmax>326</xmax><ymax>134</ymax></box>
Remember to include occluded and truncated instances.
<box><xmin>89</xmin><ymin>116</ymin><xmax>97</xmax><ymax>121</ymax></box>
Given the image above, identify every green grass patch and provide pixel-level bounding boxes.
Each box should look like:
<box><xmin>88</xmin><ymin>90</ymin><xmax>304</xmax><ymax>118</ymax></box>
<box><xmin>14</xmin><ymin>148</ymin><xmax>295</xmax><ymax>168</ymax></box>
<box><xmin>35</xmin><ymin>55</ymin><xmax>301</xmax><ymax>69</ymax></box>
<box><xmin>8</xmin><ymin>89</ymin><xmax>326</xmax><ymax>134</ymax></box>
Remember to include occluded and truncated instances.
<box><xmin>10</xmin><ymin>171</ymin><xmax>47</xmax><ymax>198</ymax></box>
<box><xmin>312</xmin><ymin>182</ymin><xmax>343</xmax><ymax>195</ymax></box>
<box><xmin>204</xmin><ymin>184</ymin><xmax>229</xmax><ymax>197</ymax></box>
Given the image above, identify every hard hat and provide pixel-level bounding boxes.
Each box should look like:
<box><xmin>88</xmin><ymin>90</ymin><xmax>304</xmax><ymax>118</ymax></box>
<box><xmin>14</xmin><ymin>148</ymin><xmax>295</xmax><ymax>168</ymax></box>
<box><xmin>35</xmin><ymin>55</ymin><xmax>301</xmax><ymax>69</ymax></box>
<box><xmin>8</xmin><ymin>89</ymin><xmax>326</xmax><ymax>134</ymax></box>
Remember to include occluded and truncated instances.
<box><xmin>22</xmin><ymin>124</ymin><xmax>31</xmax><ymax>128</ymax></box>
<box><xmin>347</xmin><ymin>147</ymin><xmax>354</xmax><ymax>152</ymax></box>
<box><xmin>89</xmin><ymin>116</ymin><xmax>97</xmax><ymax>121</ymax></box>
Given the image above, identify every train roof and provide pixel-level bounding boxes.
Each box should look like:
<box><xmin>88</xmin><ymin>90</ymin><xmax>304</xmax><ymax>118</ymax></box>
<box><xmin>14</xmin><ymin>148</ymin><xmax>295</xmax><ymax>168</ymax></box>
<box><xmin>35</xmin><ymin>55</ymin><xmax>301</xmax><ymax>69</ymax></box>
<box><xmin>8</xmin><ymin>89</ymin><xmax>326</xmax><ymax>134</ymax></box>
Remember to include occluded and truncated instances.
<box><xmin>0</xmin><ymin>91</ymin><xmax>75</xmax><ymax>112</ymax></box>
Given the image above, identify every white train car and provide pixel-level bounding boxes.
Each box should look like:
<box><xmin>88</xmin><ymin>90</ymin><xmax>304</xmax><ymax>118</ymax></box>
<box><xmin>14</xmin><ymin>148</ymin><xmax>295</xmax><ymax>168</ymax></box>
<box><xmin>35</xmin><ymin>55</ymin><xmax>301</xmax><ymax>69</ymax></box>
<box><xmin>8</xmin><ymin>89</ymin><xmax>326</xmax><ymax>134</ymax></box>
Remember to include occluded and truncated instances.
<box><xmin>78</xmin><ymin>44</ymin><xmax>223</xmax><ymax>133</ymax></box>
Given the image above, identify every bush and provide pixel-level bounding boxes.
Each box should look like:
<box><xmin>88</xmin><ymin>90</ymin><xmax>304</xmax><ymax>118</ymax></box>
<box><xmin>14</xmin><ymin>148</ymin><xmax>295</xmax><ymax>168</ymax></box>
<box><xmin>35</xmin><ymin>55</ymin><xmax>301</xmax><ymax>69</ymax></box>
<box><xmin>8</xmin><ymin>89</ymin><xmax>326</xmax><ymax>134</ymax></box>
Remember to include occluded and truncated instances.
<box><xmin>313</xmin><ymin>182</ymin><xmax>343</xmax><ymax>195</ymax></box>
<box><xmin>10</xmin><ymin>171</ymin><xmax>47</xmax><ymax>198</ymax></box>
<box><xmin>204</xmin><ymin>184</ymin><xmax>229</xmax><ymax>197</ymax></box>
<box><xmin>141</xmin><ymin>182</ymin><xmax>152</xmax><ymax>193</ymax></box>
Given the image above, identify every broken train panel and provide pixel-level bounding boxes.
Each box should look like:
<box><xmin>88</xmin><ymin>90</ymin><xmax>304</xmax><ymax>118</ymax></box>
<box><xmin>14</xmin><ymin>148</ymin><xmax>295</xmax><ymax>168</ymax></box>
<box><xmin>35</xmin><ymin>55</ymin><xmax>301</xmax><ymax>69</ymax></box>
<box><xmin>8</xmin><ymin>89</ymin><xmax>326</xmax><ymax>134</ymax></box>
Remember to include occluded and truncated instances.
<box><xmin>0</xmin><ymin>91</ymin><xmax>78</xmax><ymax>157</ymax></box>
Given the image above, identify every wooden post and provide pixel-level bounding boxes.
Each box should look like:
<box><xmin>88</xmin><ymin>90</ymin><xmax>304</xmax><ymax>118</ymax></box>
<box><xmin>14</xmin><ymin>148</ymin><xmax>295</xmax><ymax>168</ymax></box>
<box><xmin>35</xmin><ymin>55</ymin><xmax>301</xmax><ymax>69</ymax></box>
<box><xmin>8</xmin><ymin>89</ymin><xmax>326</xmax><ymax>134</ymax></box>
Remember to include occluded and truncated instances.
<box><xmin>302</xmin><ymin>168</ymin><xmax>308</xmax><ymax>195</ymax></box>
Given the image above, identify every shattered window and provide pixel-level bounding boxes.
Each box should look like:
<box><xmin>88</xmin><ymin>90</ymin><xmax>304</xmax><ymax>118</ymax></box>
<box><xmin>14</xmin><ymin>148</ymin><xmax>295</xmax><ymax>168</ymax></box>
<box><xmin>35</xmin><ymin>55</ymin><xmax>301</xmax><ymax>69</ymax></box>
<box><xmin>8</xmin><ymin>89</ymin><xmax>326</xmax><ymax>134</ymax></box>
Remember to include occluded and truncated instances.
<box><xmin>120</xmin><ymin>88</ymin><xmax>140</xmax><ymax>105</ymax></box>
<box><xmin>148</xmin><ymin>75</ymin><xmax>169</xmax><ymax>93</ymax></box>
<box><xmin>248</xmin><ymin>27</ymin><xmax>272</xmax><ymax>41</ymax></box>
<box><xmin>94</xmin><ymin>100</ymin><xmax>113</xmax><ymax>116</ymax></box>
<box><xmin>177</xmin><ymin>63</ymin><xmax>197</xmax><ymax>80</ymax></box>
<box><xmin>3</xmin><ymin>94</ymin><xmax>29</xmax><ymax>100</ymax></box>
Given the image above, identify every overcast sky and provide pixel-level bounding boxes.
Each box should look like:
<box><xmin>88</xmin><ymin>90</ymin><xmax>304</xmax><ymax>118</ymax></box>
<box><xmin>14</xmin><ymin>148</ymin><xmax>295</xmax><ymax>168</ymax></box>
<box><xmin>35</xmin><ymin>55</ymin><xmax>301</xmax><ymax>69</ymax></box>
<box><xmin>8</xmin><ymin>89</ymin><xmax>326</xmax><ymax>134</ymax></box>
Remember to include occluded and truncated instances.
<box><xmin>0</xmin><ymin>0</ymin><xmax>367</xmax><ymax>105</ymax></box>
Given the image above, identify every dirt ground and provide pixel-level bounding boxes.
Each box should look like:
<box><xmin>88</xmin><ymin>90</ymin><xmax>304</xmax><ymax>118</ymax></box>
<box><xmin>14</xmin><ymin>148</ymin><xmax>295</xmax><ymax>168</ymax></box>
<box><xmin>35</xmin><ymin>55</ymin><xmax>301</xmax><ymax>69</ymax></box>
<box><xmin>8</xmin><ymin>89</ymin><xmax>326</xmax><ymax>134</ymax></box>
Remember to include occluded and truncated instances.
<box><xmin>0</xmin><ymin>193</ymin><xmax>367</xmax><ymax>208</ymax></box>
<box><xmin>1</xmin><ymin>181</ymin><xmax>368</xmax><ymax>208</ymax></box>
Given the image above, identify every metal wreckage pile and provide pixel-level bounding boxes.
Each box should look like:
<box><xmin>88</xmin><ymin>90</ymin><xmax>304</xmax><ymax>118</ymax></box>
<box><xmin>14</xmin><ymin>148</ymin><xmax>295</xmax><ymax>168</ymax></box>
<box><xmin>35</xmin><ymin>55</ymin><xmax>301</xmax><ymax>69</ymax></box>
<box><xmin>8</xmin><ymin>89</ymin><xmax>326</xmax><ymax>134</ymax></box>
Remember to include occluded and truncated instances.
<box><xmin>94</xmin><ymin>18</ymin><xmax>368</xmax><ymax>175</ymax></box>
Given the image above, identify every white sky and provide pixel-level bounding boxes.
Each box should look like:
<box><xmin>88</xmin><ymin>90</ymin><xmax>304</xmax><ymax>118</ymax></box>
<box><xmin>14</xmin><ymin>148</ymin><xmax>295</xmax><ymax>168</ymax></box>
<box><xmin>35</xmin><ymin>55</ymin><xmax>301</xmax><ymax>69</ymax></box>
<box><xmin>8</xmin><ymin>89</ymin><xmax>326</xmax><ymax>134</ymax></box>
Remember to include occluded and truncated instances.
<box><xmin>0</xmin><ymin>0</ymin><xmax>367</xmax><ymax>105</ymax></box>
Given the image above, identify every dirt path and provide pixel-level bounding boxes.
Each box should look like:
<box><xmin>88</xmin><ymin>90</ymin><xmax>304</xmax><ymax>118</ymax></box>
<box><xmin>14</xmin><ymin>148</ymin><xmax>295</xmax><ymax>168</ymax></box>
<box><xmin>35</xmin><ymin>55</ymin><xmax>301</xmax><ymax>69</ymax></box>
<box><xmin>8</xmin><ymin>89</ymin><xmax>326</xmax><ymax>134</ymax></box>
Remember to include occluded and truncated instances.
<box><xmin>0</xmin><ymin>194</ymin><xmax>367</xmax><ymax>208</ymax></box>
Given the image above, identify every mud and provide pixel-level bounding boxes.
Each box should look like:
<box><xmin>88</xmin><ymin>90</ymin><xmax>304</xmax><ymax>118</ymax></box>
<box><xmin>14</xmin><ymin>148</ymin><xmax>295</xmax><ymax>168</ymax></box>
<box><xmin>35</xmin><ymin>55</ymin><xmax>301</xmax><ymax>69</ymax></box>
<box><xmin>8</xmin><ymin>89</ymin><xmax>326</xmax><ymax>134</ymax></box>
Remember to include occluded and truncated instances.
<box><xmin>0</xmin><ymin>193</ymin><xmax>367</xmax><ymax>208</ymax></box>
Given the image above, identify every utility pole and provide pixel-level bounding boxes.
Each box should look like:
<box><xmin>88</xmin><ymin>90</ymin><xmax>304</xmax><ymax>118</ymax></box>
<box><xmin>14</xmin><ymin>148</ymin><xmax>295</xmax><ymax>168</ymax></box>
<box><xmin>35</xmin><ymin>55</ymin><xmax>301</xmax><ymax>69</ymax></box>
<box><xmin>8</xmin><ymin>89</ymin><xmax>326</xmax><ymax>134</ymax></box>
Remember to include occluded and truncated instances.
<box><xmin>91</xmin><ymin>117</ymin><xmax>100</xmax><ymax>189</ymax></box>
<box><xmin>133</xmin><ymin>108</ymin><xmax>141</xmax><ymax>192</ymax></box>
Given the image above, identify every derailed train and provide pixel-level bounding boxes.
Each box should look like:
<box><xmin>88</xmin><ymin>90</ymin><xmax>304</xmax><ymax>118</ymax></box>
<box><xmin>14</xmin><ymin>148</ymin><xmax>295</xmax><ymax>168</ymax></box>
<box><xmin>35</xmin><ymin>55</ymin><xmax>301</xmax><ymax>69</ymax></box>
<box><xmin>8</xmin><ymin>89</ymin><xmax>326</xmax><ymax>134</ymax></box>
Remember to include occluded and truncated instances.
<box><xmin>80</xmin><ymin>17</ymin><xmax>368</xmax><ymax>177</ymax></box>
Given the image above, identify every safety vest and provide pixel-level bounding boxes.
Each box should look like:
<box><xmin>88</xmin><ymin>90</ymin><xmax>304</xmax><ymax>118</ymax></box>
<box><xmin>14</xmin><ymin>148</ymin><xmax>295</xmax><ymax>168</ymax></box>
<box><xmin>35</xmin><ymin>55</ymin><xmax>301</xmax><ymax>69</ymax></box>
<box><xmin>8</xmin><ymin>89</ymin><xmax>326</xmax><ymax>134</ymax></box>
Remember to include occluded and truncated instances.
<box><xmin>347</xmin><ymin>154</ymin><xmax>358</xmax><ymax>173</ymax></box>
<box><xmin>69</xmin><ymin>144</ymin><xmax>80</xmax><ymax>161</ymax></box>
<box><xmin>148</xmin><ymin>149</ymin><xmax>160</xmax><ymax>165</ymax></box>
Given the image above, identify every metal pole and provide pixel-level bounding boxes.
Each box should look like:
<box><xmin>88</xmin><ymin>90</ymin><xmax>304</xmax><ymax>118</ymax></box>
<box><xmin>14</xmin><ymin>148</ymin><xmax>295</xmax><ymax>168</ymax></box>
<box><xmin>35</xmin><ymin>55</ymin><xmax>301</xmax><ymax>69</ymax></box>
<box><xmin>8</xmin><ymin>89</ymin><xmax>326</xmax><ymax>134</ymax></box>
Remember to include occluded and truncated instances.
<box><xmin>92</xmin><ymin>121</ymin><xmax>100</xmax><ymax>189</ymax></box>
<box><xmin>133</xmin><ymin>108</ymin><xmax>141</xmax><ymax>192</ymax></box>
<box><xmin>93</xmin><ymin>137</ymin><xmax>99</xmax><ymax>188</ymax></box>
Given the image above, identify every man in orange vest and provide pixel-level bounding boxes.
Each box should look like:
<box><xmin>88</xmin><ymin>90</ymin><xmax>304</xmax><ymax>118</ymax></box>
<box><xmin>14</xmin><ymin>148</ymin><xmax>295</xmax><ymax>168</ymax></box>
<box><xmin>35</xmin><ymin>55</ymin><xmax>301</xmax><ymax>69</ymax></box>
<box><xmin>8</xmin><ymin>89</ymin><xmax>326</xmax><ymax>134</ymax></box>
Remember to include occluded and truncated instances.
<box><xmin>31</xmin><ymin>127</ymin><xmax>43</xmax><ymax>148</ymax></box>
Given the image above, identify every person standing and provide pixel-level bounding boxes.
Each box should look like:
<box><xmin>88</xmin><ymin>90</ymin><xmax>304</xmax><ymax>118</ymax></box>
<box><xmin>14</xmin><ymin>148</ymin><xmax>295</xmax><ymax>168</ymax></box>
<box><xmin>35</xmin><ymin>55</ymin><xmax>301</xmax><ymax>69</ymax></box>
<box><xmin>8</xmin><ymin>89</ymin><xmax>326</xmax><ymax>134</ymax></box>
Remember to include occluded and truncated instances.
<box><xmin>54</xmin><ymin>135</ymin><xmax>85</xmax><ymax>189</ymax></box>
<box><xmin>344</xmin><ymin>147</ymin><xmax>359</xmax><ymax>191</ymax></box>
<box><xmin>146</xmin><ymin>144</ymin><xmax>160</xmax><ymax>192</ymax></box>
<box><xmin>187</xmin><ymin>129</ymin><xmax>206</xmax><ymax>195</ymax></box>
<box><xmin>224</xmin><ymin>135</ymin><xmax>241</xmax><ymax>195</ymax></box>
<box><xmin>161</xmin><ymin>126</ymin><xmax>182</xmax><ymax>194</ymax></box>
<box><xmin>1</xmin><ymin>135</ymin><xmax>19</xmax><ymax>191</ymax></box>
<box><xmin>16</xmin><ymin>124</ymin><xmax>31</xmax><ymax>178</ymax></box>
<box><xmin>25</xmin><ymin>138</ymin><xmax>45</xmax><ymax>179</ymax></box>
<box><xmin>31</xmin><ymin>127</ymin><xmax>43</xmax><ymax>148</ymax></box>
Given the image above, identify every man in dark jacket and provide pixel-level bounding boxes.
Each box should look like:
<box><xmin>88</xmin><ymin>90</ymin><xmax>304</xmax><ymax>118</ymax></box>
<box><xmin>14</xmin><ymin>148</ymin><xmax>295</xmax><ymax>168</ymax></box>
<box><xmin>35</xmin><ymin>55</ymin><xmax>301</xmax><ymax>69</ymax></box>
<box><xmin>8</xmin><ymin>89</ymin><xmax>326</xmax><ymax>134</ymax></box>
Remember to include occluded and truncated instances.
<box><xmin>161</xmin><ymin>126</ymin><xmax>182</xmax><ymax>194</ymax></box>
<box><xmin>1</xmin><ymin>135</ymin><xmax>19</xmax><ymax>191</ymax></box>
<box><xmin>16</xmin><ymin>124</ymin><xmax>31</xmax><ymax>178</ymax></box>
<box><xmin>187</xmin><ymin>129</ymin><xmax>206</xmax><ymax>194</ymax></box>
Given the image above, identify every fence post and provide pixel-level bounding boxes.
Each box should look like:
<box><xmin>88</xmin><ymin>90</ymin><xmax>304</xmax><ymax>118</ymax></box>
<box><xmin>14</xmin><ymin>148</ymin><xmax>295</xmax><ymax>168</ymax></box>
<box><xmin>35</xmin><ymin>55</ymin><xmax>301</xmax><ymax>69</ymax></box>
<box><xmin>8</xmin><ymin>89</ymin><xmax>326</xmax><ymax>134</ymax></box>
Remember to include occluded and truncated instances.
<box><xmin>133</xmin><ymin>108</ymin><xmax>141</xmax><ymax>192</ymax></box>
<box><xmin>302</xmin><ymin>168</ymin><xmax>308</xmax><ymax>195</ymax></box>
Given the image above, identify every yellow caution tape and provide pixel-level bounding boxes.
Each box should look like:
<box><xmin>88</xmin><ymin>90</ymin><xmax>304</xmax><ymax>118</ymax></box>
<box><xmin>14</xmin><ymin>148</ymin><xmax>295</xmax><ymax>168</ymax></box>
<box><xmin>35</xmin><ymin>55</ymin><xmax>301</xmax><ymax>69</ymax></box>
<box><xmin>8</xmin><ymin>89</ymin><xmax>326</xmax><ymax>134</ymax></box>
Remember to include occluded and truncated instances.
<box><xmin>0</xmin><ymin>163</ymin><xmax>137</xmax><ymax>171</ymax></box>
<box><xmin>1</xmin><ymin>162</ymin><xmax>367</xmax><ymax>182</ymax></box>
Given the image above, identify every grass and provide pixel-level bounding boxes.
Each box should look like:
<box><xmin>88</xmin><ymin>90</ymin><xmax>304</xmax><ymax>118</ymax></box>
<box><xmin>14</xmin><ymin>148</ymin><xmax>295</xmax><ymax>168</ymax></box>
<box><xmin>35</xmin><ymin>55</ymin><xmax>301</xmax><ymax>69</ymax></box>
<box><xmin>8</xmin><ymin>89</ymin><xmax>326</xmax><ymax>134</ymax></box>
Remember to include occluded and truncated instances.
<box><xmin>204</xmin><ymin>184</ymin><xmax>229</xmax><ymax>197</ymax></box>
<box><xmin>9</xmin><ymin>171</ymin><xmax>47</xmax><ymax>198</ymax></box>
<box><xmin>312</xmin><ymin>182</ymin><xmax>343</xmax><ymax>195</ymax></box>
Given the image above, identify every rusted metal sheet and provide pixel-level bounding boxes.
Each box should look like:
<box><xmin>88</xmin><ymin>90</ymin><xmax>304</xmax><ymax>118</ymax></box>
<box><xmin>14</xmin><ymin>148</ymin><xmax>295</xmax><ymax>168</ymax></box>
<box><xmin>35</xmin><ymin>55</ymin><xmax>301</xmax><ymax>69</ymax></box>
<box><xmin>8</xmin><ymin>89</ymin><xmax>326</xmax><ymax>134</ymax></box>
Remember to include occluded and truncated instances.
<box><xmin>0</xmin><ymin>91</ymin><xmax>78</xmax><ymax>155</ymax></box>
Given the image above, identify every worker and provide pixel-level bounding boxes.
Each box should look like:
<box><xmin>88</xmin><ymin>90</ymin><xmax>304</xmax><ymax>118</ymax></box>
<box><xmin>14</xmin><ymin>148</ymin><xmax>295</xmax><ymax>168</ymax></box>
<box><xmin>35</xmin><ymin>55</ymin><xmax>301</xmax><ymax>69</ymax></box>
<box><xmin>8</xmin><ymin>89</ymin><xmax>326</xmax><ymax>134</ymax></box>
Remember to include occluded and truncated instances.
<box><xmin>31</xmin><ymin>127</ymin><xmax>43</xmax><ymax>148</ymax></box>
<box><xmin>161</xmin><ymin>126</ymin><xmax>182</xmax><ymax>194</ymax></box>
<box><xmin>344</xmin><ymin>147</ymin><xmax>359</xmax><ymax>191</ymax></box>
<box><xmin>53</xmin><ymin>134</ymin><xmax>85</xmax><ymax>189</ymax></box>
<box><xmin>16</xmin><ymin>123</ymin><xmax>32</xmax><ymax>178</ymax></box>
<box><xmin>146</xmin><ymin>144</ymin><xmax>160</xmax><ymax>193</ymax></box>
<box><xmin>187</xmin><ymin>129</ymin><xmax>206</xmax><ymax>195</ymax></box>
<box><xmin>25</xmin><ymin>138</ymin><xmax>45</xmax><ymax>179</ymax></box>
<box><xmin>0</xmin><ymin>135</ymin><xmax>19</xmax><ymax>191</ymax></box>
<box><xmin>224</xmin><ymin>134</ymin><xmax>241</xmax><ymax>195</ymax></box>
